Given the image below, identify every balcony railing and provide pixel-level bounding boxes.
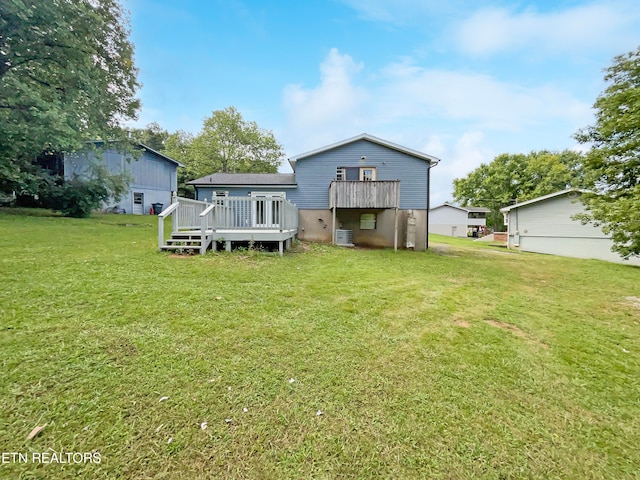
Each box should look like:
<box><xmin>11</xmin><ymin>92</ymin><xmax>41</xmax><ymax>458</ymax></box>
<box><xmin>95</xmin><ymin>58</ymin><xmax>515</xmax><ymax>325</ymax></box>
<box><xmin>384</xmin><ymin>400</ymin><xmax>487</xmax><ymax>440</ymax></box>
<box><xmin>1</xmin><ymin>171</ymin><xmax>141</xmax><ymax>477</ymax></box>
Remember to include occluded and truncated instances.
<box><xmin>329</xmin><ymin>180</ymin><xmax>400</xmax><ymax>209</ymax></box>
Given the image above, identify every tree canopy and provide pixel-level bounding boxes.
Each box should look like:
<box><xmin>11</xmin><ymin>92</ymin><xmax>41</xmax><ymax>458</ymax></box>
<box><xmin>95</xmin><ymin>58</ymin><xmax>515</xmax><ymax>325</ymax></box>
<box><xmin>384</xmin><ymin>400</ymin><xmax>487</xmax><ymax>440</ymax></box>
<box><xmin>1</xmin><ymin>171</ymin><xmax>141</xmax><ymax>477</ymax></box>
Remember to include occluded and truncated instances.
<box><xmin>575</xmin><ymin>47</ymin><xmax>640</xmax><ymax>258</ymax></box>
<box><xmin>129</xmin><ymin>123</ymin><xmax>170</xmax><ymax>152</ymax></box>
<box><xmin>0</xmin><ymin>0</ymin><xmax>140</xmax><ymax>196</ymax></box>
<box><xmin>452</xmin><ymin>150</ymin><xmax>585</xmax><ymax>230</ymax></box>
<box><xmin>164</xmin><ymin>107</ymin><xmax>284</xmax><ymax>197</ymax></box>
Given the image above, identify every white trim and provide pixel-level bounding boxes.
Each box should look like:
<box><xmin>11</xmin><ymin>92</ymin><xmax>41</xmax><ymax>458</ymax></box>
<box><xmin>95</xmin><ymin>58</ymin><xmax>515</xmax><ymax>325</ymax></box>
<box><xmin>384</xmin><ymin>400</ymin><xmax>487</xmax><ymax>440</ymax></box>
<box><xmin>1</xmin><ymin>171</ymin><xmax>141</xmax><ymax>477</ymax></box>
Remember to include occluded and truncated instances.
<box><xmin>288</xmin><ymin>133</ymin><xmax>442</xmax><ymax>167</ymax></box>
<box><xmin>500</xmin><ymin>188</ymin><xmax>591</xmax><ymax>213</ymax></box>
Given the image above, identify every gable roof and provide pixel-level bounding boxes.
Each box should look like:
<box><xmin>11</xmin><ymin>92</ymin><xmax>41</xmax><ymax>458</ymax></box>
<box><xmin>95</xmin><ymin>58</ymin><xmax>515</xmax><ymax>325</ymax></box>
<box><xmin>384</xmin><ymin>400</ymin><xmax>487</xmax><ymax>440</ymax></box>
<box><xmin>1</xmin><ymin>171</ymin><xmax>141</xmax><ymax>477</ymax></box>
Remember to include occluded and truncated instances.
<box><xmin>500</xmin><ymin>188</ymin><xmax>591</xmax><ymax>213</ymax></box>
<box><xmin>86</xmin><ymin>140</ymin><xmax>184</xmax><ymax>167</ymax></box>
<box><xmin>431</xmin><ymin>203</ymin><xmax>491</xmax><ymax>213</ymax></box>
<box><xmin>288</xmin><ymin>133</ymin><xmax>441</xmax><ymax>170</ymax></box>
<box><xmin>138</xmin><ymin>143</ymin><xmax>184</xmax><ymax>167</ymax></box>
<box><xmin>188</xmin><ymin>173</ymin><xmax>297</xmax><ymax>187</ymax></box>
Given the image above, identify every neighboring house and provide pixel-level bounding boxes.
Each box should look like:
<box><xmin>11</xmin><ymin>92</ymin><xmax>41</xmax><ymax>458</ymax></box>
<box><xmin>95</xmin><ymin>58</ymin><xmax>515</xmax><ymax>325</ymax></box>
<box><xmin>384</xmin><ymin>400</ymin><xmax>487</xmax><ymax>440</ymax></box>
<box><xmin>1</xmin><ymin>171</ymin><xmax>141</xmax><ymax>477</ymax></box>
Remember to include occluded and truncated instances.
<box><xmin>188</xmin><ymin>133</ymin><xmax>441</xmax><ymax>251</ymax></box>
<box><xmin>429</xmin><ymin>204</ymin><xmax>490</xmax><ymax>237</ymax></box>
<box><xmin>46</xmin><ymin>142</ymin><xmax>182</xmax><ymax>214</ymax></box>
<box><xmin>500</xmin><ymin>189</ymin><xmax>640</xmax><ymax>266</ymax></box>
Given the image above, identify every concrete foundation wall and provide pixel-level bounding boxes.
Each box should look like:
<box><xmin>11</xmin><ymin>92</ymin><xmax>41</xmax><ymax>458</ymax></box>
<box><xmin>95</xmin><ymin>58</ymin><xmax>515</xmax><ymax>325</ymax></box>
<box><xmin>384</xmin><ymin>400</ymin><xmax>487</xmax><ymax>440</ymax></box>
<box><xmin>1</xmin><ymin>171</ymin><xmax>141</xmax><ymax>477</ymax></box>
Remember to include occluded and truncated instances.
<box><xmin>297</xmin><ymin>208</ymin><xmax>428</xmax><ymax>250</ymax></box>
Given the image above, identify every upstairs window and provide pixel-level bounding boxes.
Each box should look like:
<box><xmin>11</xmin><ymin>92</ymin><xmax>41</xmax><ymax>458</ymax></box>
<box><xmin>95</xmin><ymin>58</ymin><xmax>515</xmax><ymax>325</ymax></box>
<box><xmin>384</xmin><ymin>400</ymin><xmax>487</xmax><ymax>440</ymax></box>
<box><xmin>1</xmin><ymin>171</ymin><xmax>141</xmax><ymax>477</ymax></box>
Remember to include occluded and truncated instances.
<box><xmin>336</xmin><ymin>167</ymin><xmax>346</xmax><ymax>181</ymax></box>
<box><xmin>360</xmin><ymin>167</ymin><xmax>376</xmax><ymax>181</ymax></box>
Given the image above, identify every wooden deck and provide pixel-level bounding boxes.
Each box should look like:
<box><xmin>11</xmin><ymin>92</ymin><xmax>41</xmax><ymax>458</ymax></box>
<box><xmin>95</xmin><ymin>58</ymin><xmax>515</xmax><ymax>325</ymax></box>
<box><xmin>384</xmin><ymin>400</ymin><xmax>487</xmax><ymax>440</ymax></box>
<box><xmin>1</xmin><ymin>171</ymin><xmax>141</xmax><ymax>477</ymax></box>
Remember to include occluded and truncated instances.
<box><xmin>158</xmin><ymin>196</ymin><xmax>298</xmax><ymax>255</ymax></box>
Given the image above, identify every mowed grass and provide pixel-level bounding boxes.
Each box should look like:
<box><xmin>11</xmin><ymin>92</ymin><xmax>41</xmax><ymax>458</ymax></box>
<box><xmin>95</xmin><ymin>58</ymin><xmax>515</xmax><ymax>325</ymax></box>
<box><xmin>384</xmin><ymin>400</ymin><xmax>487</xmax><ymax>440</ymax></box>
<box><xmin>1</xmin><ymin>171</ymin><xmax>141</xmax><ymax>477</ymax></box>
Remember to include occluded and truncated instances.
<box><xmin>1</xmin><ymin>210</ymin><xmax>639</xmax><ymax>479</ymax></box>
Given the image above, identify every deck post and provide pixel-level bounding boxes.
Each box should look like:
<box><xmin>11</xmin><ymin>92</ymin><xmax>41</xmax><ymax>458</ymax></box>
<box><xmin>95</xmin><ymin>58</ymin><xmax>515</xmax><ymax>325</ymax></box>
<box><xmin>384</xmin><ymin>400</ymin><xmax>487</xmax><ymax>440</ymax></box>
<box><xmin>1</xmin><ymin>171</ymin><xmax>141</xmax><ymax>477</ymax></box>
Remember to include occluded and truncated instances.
<box><xmin>394</xmin><ymin>207</ymin><xmax>398</xmax><ymax>253</ymax></box>
<box><xmin>279</xmin><ymin>240</ymin><xmax>283</xmax><ymax>256</ymax></box>
<box><xmin>332</xmin><ymin>207</ymin><xmax>337</xmax><ymax>245</ymax></box>
<box><xmin>226</xmin><ymin>241</ymin><xmax>231</xmax><ymax>252</ymax></box>
<box><xmin>158</xmin><ymin>216</ymin><xmax>164</xmax><ymax>251</ymax></box>
<box><xmin>171</xmin><ymin>192</ymin><xmax>178</xmax><ymax>234</ymax></box>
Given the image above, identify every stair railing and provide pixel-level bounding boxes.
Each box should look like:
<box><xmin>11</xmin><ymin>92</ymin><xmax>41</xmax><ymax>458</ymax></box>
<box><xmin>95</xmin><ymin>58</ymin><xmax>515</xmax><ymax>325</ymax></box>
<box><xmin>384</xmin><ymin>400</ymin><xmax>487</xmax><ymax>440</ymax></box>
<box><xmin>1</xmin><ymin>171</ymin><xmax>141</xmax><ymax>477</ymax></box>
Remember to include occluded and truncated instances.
<box><xmin>199</xmin><ymin>203</ymin><xmax>216</xmax><ymax>255</ymax></box>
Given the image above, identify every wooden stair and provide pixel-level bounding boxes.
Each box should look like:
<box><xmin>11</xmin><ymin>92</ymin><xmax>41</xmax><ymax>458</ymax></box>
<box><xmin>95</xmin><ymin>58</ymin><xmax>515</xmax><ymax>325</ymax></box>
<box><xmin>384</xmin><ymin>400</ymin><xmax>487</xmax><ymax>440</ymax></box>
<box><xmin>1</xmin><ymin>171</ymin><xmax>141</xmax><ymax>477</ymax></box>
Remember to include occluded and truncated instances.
<box><xmin>160</xmin><ymin>232</ymin><xmax>211</xmax><ymax>254</ymax></box>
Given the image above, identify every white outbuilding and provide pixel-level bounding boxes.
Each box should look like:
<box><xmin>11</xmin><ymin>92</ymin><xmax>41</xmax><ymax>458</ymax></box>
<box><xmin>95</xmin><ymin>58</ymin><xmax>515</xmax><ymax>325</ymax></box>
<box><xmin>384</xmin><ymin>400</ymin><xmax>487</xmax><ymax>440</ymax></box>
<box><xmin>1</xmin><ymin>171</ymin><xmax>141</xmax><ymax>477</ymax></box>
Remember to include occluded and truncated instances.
<box><xmin>500</xmin><ymin>189</ymin><xmax>639</xmax><ymax>266</ymax></box>
<box><xmin>429</xmin><ymin>204</ymin><xmax>490</xmax><ymax>237</ymax></box>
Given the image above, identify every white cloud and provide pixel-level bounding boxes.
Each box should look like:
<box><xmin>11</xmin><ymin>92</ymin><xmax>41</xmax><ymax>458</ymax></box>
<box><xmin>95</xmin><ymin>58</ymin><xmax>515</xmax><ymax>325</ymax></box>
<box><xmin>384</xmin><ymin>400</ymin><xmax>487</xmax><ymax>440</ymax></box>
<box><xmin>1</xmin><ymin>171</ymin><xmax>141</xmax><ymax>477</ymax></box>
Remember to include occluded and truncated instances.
<box><xmin>283</xmin><ymin>48</ymin><xmax>369</xmax><ymax>151</ymax></box>
<box><xmin>456</xmin><ymin>3</ymin><xmax>640</xmax><ymax>57</ymax></box>
<box><xmin>379</xmin><ymin>60</ymin><xmax>591</xmax><ymax>130</ymax></box>
<box><xmin>281</xmin><ymin>49</ymin><xmax>592</xmax><ymax>199</ymax></box>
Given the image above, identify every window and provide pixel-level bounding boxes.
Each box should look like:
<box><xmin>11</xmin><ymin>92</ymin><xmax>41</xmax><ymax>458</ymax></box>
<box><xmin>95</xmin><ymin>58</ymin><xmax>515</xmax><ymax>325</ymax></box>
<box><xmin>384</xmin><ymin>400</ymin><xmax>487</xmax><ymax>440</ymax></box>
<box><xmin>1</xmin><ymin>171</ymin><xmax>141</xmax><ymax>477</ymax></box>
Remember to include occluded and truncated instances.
<box><xmin>360</xmin><ymin>213</ymin><xmax>376</xmax><ymax>229</ymax></box>
<box><xmin>336</xmin><ymin>167</ymin><xmax>346</xmax><ymax>181</ymax></box>
<box><xmin>213</xmin><ymin>191</ymin><xmax>228</xmax><ymax>205</ymax></box>
<box><xmin>360</xmin><ymin>167</ymin><xmax>376</xmax><ymax>181</ymax></box>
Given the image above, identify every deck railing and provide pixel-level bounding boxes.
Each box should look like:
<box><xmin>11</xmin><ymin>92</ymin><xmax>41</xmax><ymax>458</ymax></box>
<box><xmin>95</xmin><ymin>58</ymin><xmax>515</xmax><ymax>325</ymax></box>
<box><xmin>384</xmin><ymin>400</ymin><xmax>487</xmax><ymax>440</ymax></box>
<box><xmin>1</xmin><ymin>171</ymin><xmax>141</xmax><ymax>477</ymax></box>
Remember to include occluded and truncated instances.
<box><xmin>212</xmin><ymin>196</ymin><xmax>298</xmax><ymax>231</ymax></box>
<box><xmin>158</xmin><ymin>194</ymin><xmax>298</xmax><ymax>250</ymax></box>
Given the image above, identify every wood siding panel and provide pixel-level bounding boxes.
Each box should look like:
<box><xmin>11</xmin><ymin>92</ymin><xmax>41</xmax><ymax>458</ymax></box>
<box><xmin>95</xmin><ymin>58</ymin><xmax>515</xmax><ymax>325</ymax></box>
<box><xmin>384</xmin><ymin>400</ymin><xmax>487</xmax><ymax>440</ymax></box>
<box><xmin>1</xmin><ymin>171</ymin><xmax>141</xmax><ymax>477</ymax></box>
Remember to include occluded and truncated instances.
<box><xmin>64</xmin><ymin>148</ymin><xmax>178</xmax><ymax>213</ymax></box>
<box><xmin>329</xmin><ymin>181</ymin><xmax>399</xmax><ymax>208</ymax></box>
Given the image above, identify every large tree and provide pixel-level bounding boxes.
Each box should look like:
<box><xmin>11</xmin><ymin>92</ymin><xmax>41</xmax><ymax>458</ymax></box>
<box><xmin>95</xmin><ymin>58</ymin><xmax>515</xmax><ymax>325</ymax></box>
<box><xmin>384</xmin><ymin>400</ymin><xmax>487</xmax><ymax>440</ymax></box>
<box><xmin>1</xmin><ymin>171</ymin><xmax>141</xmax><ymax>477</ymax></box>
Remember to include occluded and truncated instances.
<box><xmin>164</xmin><ymin>107</ymin><xmax>284</xmax><ymax>197</ymax></box>
<box><xmin>0</xmin><ymin>0</ymin><xmax>140</xmax><ymax>196</ymax></box>
<box><xmin>130</xmin><ymin>122</ymin><xmax>169</xmax><ymax>152</ymax></box>
<box><xmin>575</xmin><ymin>47</ymin><xmax>640</xmax><ymax>258</ymax></box>
<box><xmin>453</xmin><ymin>150</ymin><xmax>585</xmax><ymax>230</ymax></box>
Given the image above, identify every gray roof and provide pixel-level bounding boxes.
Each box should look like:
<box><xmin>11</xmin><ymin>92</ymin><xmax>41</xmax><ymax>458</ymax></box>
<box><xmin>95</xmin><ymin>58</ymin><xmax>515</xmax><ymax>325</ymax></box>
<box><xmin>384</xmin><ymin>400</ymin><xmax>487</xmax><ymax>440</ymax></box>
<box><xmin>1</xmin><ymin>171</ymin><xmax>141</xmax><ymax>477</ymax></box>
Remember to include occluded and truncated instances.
<box><xmin>139</xmin><ymin>143</ymin><xmax>184</xmax><ymax>167</ymax></box>
<box><xmin>188</xmin><ymin>173</ymin><xmax>297</xmax><ymax>186</ymax></box>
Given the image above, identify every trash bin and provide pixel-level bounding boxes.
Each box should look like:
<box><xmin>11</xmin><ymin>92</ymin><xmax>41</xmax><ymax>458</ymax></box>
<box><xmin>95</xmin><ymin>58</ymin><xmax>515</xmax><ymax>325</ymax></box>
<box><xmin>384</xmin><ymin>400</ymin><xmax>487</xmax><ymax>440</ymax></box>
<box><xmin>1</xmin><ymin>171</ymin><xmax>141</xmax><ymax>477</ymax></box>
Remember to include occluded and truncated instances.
<box><xmin>152</xmin><ymin>203</ymin><xmax>164</xmax><ymax>215</ymax></box>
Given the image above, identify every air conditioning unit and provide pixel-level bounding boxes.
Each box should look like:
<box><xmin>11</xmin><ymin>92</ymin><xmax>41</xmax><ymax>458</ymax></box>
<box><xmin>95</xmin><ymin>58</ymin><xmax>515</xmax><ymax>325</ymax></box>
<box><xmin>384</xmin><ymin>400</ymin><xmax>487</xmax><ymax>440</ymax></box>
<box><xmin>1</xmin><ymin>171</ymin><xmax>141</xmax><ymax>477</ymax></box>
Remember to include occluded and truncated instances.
<box><xmin>335</xmin><ymin>229</ymin><xmax>354</xmax><ymax>246</ymax></box>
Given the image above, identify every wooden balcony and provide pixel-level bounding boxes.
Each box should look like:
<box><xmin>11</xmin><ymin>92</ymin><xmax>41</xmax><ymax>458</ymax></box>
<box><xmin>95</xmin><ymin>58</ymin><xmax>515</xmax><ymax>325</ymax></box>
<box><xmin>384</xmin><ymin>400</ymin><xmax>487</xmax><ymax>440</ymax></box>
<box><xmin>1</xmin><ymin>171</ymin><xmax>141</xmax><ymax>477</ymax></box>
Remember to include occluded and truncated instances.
<box><xmin>329</xmin><ymin>180</ymin><xmax>400</xmax><ymax>209</ymax></box>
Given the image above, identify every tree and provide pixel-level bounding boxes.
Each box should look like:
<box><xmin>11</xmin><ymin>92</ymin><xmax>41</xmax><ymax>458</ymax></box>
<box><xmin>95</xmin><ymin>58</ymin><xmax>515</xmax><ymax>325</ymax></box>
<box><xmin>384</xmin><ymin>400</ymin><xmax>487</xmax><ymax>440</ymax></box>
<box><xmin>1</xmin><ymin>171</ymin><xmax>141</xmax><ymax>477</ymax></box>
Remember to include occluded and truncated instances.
<box><xmin>46</xmin><ymin>163</ymin><xmax>132</xmax><ymax>218</ymax></box>
<box><xmin>453</xmin><ymin>150</ymin><xmax>585</xmax><ymax>231</ymax></box>
<box><xmin>130</xmin><ymin>122</ymin><xmax>169</xmax><ymax>152</ymax></box>
<box><xmin>0</xmin><ymin>0</ymin><xmax>140</xmax><ymax>196</ymax></box>
<box><xmin>164</xmin><ymin>107</ymin><xmax>284</xmax><ymax>197</ymax></box>
<box><xmin>575</xmin><ymin>47</ymin><xmax>640</xmax><ymax>258</ymax></box>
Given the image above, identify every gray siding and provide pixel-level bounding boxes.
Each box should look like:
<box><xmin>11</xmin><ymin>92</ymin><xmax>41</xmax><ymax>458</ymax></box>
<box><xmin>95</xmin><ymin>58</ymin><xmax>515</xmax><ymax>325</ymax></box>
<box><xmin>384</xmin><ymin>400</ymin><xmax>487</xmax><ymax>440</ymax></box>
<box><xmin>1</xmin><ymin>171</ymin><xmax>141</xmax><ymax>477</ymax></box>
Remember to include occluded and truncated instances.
<box><xmin>196</xmin><ymin>186</ymin><xmax>293</xmax><ymax>201</ymax></box>
<box><xmin>290</xmin><ymin>139</ymin><xmax>429</xmax><ymax>209</ymax></box>
<box><xmin>506</xmin><ymin>193</ymin><xmax>640</xmax><ymax>266</ymax></box>
<box><xmin>64</xmin><ymin>147</ymin><xmax>178</xmax><ymax>214</ymax></box>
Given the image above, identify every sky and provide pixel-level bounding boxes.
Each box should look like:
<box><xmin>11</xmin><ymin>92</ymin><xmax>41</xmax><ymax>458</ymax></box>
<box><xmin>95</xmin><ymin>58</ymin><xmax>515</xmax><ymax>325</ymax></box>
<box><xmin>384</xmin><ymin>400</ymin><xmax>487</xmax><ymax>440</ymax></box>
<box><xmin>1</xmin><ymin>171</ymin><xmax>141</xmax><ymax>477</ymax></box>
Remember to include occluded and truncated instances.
<box><xmin>124</xmin><ymin>0</ymin><xmax>640</xmax><ymax>205</ymax></box>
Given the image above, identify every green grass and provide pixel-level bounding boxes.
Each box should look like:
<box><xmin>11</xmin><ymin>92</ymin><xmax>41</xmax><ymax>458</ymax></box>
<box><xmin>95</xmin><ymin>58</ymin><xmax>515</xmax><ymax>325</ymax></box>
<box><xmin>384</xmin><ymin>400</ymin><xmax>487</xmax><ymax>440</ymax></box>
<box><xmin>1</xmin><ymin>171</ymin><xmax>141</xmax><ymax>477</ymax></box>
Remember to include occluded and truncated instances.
<box><xmin>1</xmin><ymin>210</ymin><xmax>639</xmax><ymax>479</ymax></box>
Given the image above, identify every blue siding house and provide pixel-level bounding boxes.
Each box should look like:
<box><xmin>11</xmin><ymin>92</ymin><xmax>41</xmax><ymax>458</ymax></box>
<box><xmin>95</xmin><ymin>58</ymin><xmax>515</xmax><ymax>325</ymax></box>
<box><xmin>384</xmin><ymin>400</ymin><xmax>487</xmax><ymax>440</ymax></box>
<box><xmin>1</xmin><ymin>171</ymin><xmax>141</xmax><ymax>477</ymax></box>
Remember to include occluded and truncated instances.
<box><xmin>64</xmin><ymin>143</ymin><xmax>182</xmax><ymax>214</ymax></box>
<box><xmin>188</xmin><ymin>134</ymin><xmax>440</xmax><ymax>251</ymax></box>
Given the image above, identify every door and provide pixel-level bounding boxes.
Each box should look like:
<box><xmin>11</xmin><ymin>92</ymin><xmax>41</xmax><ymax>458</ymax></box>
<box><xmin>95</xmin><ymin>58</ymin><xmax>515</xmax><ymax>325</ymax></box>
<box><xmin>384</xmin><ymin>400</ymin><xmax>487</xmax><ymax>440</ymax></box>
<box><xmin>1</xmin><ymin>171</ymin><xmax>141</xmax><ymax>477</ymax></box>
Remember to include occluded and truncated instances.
<box><xmin>251</xmin><ymin>192</ymin><xmax>285</xmax><ymax>228</ymax></box>
<box><xmin>133</xmin><ymin>192</ymin><xmax>144</xmax><ymax>215</ymax></box>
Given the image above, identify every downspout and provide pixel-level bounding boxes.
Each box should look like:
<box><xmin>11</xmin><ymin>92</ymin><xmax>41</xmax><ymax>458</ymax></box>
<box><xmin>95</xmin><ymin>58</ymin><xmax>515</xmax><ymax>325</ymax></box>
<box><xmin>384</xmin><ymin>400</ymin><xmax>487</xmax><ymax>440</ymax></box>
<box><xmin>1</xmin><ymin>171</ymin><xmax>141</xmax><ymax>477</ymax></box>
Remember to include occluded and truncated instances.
<box><xmin>426</xmin><ymin>157</ymin><xmax>440</xmax><ymax>250</ymax></box>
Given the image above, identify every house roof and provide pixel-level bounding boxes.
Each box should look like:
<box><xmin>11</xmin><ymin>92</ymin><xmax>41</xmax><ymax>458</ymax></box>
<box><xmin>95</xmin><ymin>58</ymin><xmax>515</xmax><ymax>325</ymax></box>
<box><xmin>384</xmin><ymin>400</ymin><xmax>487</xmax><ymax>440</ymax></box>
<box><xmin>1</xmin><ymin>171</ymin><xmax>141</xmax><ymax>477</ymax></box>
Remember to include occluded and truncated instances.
<box><xmin>87</xmin><ymin>140</ymin><xmax>184</xmax><ymax>167</ymax></box>
<box><xmin>288</xmin><ymin>133</ymin><xmax>442</xmax><ymax>170</ymax></box>
<box><xmin>138</xmin><ymin>143</ymin><xmax>184</xmax><ymax>167</ymax></box>
<box><xmin>499</xmin><ymin>188</ymin><xmax>591</xmax><ymax>213</ymax></box>
<box><xmin>431</xmin><ymin>203</ymin><xmax>491</xmax><ymax>213</ymax></box>
<box><xmin>188</xmin><ymin>173</ymin><xmax>297</xmax><ymax>187</ymax></box>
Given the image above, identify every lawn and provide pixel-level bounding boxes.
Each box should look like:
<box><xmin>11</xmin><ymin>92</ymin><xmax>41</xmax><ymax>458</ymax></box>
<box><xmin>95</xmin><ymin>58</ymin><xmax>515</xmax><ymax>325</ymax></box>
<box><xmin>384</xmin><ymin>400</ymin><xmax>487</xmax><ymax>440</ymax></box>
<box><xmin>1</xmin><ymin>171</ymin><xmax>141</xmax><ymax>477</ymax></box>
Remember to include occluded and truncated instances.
<box><xmin>1</xmin><ymin>210</ymin><xmax>639</xmax><ymax>479</ymax></box>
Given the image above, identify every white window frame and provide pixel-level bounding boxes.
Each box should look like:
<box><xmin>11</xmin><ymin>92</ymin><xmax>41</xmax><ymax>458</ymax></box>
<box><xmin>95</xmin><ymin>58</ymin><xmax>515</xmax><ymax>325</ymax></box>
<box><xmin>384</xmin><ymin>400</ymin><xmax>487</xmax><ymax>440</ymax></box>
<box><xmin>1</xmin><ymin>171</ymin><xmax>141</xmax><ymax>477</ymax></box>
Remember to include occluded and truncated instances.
<box><xmin>250</xmin><ymin>192</ymin><xmax>286</xmax><ymax>228</ymax></box>
<box><xmin>336</xmin><ymin>167</ymin><xmax>346</xmax><ymax>181</ymax></box>
<box><xmin>359</xmin><ymin>167</ymin><xmax>376</xmax><ymax>181</ymax></box>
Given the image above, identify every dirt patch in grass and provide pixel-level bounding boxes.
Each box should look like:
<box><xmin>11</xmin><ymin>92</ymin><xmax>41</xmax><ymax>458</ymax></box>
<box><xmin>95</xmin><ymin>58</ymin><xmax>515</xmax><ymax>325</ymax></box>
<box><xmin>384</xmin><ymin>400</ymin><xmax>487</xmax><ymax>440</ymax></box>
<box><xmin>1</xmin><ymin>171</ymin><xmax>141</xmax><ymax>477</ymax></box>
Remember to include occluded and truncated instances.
<box><xmin>624</xmin><ymin>296</ymin><xmax>640</xmax><ymax>309</ymax></box>
<box><xmin>486</xmin><ymin>319</ymin><xmax>549</xmax><ymax>349</ymax></box>
<box><xmin>454</xmin><ymin>320</ymin><xmax>471</xmax><ymax>328</ymax></box>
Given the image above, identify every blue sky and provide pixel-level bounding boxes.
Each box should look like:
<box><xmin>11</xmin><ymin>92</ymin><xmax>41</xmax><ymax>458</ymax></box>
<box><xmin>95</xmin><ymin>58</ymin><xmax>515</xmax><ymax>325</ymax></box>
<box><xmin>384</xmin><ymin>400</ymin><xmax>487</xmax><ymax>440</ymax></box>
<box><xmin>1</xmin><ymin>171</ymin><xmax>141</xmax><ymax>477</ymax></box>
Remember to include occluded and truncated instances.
<box><xmin>124</xmin><ymin>0</ymin><xmax>640</xmax><ymax>204</ymax></box>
